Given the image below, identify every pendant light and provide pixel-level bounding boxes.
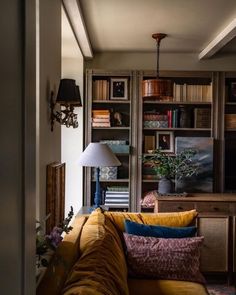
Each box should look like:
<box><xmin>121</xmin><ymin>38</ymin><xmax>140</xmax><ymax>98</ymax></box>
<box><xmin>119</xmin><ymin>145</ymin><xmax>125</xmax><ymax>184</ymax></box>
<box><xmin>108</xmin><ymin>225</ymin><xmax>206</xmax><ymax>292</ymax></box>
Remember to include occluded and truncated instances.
<box><xmin>142</xmin><ymin>33</ymin><xmax>173</xmax><ymax>100</ymax></box>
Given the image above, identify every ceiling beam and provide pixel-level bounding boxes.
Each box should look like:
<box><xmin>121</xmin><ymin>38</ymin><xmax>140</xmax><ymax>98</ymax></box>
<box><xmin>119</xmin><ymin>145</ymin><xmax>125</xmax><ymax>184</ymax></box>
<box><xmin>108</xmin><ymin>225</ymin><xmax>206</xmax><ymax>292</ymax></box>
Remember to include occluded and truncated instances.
<box><xmin>62</xmin><ymin>0</ymin><xmax>93</xmax><ymax>58</ymax></box>
<box><xmin>199</xmin><ymin>18</ymin><xmax>236</xmax><ymax>60</ymax></box>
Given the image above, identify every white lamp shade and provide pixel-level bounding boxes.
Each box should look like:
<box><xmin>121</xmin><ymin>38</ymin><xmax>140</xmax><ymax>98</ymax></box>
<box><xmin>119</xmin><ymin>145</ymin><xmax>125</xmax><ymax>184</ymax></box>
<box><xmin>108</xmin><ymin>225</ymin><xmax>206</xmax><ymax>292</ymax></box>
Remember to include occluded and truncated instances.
<box><xmin>78</xmin><ymin>143</ymin><xmax>121</xmax><ymax>167</ymax></box>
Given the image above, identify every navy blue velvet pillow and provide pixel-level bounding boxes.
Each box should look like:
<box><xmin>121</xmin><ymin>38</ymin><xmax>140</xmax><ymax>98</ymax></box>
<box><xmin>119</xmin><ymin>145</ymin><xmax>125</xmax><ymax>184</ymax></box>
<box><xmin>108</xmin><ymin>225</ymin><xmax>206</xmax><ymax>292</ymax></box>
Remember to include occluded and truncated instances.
<box><xmin>124</xmin><ymin>219</ymin><xmax>197</xmax><ymax>238</ymax></box>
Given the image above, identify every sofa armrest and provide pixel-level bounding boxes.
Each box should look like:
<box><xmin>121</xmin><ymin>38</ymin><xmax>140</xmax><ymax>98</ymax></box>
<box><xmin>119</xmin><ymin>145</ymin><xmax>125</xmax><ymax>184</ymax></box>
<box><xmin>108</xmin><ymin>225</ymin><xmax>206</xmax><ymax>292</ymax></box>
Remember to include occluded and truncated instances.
<box><xmin>37</xmin><ymin>215</ymin><xmax>88</xmax><ymax>295</ymax></box>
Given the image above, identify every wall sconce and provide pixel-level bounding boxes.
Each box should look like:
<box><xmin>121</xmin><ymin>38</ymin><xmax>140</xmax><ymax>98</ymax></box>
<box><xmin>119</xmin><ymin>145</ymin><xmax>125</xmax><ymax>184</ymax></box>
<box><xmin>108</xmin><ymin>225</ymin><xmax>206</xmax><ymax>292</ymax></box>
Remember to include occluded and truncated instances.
<box><xmin>50</xmin><ymin>78</ymin><xmax>82</xmax><ymax>131</ymax></box>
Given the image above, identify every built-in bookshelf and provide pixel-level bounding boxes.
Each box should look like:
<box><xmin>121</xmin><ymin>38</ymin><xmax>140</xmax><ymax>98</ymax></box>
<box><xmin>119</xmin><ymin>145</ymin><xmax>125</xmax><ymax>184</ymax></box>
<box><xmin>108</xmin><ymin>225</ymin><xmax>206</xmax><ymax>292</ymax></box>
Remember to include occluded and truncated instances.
<box><xmin>84</xmin><ymin>69</ymin><xmax>137</xmax><ymax>211</ymax></box>
<box><xmin>224</xmin><ymin>72</ymin><xmax>236</xmax><ymax>192</ymax></box>
<box><xmin>84</xmin><ymin>69</ymin><xmax>235</xmax><ymax>211</ymax></box>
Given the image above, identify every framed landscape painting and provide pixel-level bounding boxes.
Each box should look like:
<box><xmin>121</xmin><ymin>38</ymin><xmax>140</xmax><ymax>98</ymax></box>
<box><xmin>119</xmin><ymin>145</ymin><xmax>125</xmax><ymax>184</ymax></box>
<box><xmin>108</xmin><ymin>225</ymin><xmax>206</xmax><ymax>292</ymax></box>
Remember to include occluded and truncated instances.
<box><xmin>175</xmin><ymin>137</ymin><xmax>213</xmax><ymax>193</ymax></box>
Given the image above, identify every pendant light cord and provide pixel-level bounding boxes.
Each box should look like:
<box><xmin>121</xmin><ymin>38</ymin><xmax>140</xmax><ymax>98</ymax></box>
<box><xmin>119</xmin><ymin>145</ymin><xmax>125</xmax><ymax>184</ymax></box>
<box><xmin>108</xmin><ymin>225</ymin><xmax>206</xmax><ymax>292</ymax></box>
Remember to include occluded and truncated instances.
<box><xmin>156</xmin><ymin>39</ymin><xmax>160</xmax><ymax>79</ymax></box>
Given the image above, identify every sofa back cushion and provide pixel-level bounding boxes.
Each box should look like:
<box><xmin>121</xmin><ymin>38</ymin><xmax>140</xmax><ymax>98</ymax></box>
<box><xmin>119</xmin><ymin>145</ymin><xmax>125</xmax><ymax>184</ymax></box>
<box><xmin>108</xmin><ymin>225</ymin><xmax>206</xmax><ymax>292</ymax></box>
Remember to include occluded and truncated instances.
<box><xmin>125</xmin><ymin>219</ymin><xmax>197</xmax><ymax>238</ymax></box>
<box><xmin>37</xmin><ymin>215</ymin><xmax>87</xmax><ymax>295</ymax></box>
<box><xmin>105</xmin><ymin>210</ymin><xmax>198</xmax><ymax>233</ymax></box>
<box><xmin>123</xmin><ymin>233</ymin><xmax>205</xmax><ymax>284</ymax></box>
<box><xmin>63</xmin><ymin>209</ymin><xmax>129</xmax><ymax>295</ymax></box>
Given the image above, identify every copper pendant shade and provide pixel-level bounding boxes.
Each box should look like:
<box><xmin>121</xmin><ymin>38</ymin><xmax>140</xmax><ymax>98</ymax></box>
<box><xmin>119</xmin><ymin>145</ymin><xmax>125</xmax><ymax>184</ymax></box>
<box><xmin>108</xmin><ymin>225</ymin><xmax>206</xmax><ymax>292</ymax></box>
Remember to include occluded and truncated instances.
<box><xmin>142</xmin><ymin>33</ymin><xmax>173</xmax><ymax>100</ymax></box>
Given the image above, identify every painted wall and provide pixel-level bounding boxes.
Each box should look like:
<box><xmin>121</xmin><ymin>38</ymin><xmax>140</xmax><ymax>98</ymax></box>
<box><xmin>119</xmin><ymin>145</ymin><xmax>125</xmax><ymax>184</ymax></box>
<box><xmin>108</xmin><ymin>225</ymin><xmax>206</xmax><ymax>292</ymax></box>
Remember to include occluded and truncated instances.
<box><xmin>61</xmin><ymin>7</ymin><xmax>84</xmax><ymax>215</ymax></box>
<box><xmin>36</xmin><ymin>0</ymin><xmax>62</xmax><ymax>222</ymax></box>
<box><xmin>85</xmin><ymin>52</ymin><xmax>236</xmax><ymax>71</ymax></box>
<box><xmin>0</xmin><ymin>0</ymin><xmax>36</xmax><ymax>294</ymax></box>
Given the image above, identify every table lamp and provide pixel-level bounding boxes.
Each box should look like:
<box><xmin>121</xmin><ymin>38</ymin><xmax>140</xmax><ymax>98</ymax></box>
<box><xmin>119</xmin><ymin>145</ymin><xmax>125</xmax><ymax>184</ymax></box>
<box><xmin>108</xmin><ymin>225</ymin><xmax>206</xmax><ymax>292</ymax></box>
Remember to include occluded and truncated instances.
<box><xmin>78</xmin><ymin>142</ymin><xmax>121</xmax><ymax>211</ymax></box>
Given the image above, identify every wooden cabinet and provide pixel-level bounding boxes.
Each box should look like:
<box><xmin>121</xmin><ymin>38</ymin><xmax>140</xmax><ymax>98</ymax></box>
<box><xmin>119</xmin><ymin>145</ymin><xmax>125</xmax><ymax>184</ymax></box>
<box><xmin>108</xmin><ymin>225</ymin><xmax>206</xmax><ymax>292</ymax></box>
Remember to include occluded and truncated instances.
<box><xmin>154</xmin><ymin>194</ymin><xmax>236</xmax><ymax>280</ymax></box>
<box><xmin>197</xmin><ymin>215</ymin><xmax>229</xmax><ymax>272</ymax></box>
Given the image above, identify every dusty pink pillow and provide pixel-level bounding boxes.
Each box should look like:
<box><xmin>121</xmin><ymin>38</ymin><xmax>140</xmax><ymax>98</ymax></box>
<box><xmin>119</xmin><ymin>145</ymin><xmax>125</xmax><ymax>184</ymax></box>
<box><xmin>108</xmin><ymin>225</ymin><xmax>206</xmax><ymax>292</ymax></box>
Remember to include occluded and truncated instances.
<box><xmin>123</xmin><ymin>233</ymin><xmax>205</xmax><ymax>284</ymax></box>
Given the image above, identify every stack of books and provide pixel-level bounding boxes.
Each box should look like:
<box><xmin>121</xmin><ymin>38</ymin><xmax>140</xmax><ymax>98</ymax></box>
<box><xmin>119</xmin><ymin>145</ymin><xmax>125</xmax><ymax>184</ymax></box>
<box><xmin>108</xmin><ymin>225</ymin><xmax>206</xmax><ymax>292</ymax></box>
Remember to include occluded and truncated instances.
<box><xmin>104</xmin><ymin>186</ymin><xmax>129</xmax><ymax>208</ymax></box>
<box><xmin>143</xmin><ymin>112</ymin><xmax>168</xmax><ymax>128</ymax></box>
<box><xmin>92</xmin><ymin>109</ymin><xmax>111</xmax><ymax>127</ymax></box>
<box><xmin>93</xmin><ymin>80</ymin><xmax>109</xmax><ymax>100</ymax></box>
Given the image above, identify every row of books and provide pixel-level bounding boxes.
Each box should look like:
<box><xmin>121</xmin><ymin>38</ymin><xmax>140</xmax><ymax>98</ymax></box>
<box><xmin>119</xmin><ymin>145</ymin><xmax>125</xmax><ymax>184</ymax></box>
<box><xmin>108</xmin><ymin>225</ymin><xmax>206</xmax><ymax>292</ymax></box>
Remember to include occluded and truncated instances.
<box><xmin>104</xmin><ymin>186</ymin><xmax>129</xmax><ymax>208</ymax></box>
<box><xmin>93</xmin><ymin>80</ymin><xmax>110</xmax><ymax>101</ymax></box>
<box><xmin>92</xmin><ymin>109</ymin><xmax>111</xmax><ymax>127</ymax></box>
<box><xmin>143</xmin><ymin>108</ymin><xmax>211</xmax><ymax>129</ymax></box>
<box><xmin>225</xmin><ymin>114</ymin><xmax>236</xmax><ymax>129</ymax></box>
<box><xmin>173</xmin><ymin>83</ymin><xmax>212</xmax><ymax>102</ymax></box>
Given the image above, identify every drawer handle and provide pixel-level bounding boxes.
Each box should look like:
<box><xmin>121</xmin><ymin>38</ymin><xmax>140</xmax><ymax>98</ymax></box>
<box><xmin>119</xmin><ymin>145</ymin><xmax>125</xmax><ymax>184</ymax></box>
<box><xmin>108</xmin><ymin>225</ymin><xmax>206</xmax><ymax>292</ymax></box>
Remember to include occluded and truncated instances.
<box><xmin>213</xmin><ymin>207</ymin><xmax>219</xmax><ymax>211</ymax></box>
<box><xmin>177</xmin><ymin>206</ymin><xmax>183</xmax><ymax>210</ymax></box>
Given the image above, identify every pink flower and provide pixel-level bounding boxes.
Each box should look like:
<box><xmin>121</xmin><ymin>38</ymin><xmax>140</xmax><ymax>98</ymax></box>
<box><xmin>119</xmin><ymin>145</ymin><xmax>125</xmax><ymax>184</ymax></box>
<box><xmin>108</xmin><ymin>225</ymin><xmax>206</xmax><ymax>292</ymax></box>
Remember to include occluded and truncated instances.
<box><xmin>46</xmin><ymin>226</ymin><xmax>63</xmax><ymax>248</ymax></box>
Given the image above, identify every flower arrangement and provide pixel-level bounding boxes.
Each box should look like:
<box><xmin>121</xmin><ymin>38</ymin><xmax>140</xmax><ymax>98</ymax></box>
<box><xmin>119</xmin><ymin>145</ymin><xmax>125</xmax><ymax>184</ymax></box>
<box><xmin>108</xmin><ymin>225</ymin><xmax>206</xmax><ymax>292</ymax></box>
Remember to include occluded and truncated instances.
<box><xmin>36</xmin><ymin>206</ymin><xmax>74</xmax><ymax>268</ymax></box>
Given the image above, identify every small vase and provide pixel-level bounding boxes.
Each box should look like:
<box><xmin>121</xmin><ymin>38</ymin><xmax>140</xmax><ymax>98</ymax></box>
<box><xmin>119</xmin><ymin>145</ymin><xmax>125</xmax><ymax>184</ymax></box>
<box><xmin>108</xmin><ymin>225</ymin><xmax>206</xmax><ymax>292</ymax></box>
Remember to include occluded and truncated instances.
<box><xmin>158</xmin><ymin>177</ymin><xmax>174</xmax><ymax>194</ymax></box>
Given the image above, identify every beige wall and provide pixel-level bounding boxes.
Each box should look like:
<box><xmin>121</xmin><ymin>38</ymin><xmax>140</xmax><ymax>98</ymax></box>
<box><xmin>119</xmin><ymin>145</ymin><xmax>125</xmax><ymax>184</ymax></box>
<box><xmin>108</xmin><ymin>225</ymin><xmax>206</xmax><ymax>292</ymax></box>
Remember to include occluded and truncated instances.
<box><xmin>36</xmin><ymin>0</ymin><xmax>62</xmax><ymax>221</ymax></box>
<box><xmin>61</xmin><ymin>7</ymin><xmax>84</xmax><ymax>215</ymax></box>
<box><xmin>85</xmin><ymin>52</ymin><xmax>236</xmax><ymax>71</ymax></box>
<box><xmin>1</xmin><ymin>0</ymin><xmax>36</xmax><ymax>294</ymax></box>
<box><xmin>61</xmin><ymin>57</ymin><xmax>84</xmax><ymax>215</ymax></box>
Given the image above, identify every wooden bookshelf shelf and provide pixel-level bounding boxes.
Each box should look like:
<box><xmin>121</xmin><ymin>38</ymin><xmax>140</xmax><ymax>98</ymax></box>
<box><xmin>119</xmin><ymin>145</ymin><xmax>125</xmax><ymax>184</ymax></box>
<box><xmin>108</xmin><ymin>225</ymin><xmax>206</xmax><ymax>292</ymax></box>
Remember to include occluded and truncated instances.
<box><xmin>92</xmin><ymin>127</ymin><xmax>130</xmax><ymax>130</ymax></box>
<box><xmin>92</xmin><ymin>100</ymin><xmax>131</xmax><ymax>104</ymax></box>
<box><xmin>143</xmin><ymin>101</ymin><xmax>212</xmax><ymax>105</ymax></box>
<box><xmin>92</xmin><ymin>179</ymin><xmax>130</xmax><ymax>183</ymax></box>
<box><xmin>143</xmin><ymin>127</ymin><xmax>211</xmax><ymax>131</ymax></box>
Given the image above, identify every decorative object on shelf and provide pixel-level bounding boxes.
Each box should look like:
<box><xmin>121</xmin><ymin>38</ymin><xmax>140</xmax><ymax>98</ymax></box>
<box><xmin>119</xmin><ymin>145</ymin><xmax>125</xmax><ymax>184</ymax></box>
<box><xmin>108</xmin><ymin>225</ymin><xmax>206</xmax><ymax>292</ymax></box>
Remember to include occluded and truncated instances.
<box><xmin>142</xmin><ymin>149</ymin><xmax>198</xmax><ymax>194</ymax></box>
<box><xmin>110</xmin><ymin>78</ymin><xmax>128</xmax><ymax>100</ymax></box>
<box><xmin>50</xmin><ymin>79</ymin><xmax>82</xmax><ymax>131</ymax></box>
<box><xmin>78</xmin><ymin>143</ymin><xmax>121</xmax><ymax>211</ymax></box>
<box><xmin>142</xmin><ymin>33</ymin><xmax>173</xmax><ymax>100</ymax></box>
<box><xmin>36</xmin><ymin>206</ymin><xmax>74</xmax><ymax>269</ymax></box>
<box><xmin>156</xmin><ymin>131</ymin><xmax>174</xmax><ymax>153</ymax></box>
<box><xmin>175</xmin><ymin>137</ymin><xmax>213</xmax><ymax>193</ymax></box>
<box><xmin>113</xmin><ymin>111</ymin><xmax>124</xmax><ymax>126</ymax></box>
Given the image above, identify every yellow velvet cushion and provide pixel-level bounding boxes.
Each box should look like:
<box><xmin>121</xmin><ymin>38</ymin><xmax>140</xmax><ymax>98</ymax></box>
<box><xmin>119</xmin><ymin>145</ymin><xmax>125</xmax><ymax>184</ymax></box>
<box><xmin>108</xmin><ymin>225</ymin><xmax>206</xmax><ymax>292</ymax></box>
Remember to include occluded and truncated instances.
<box><xmin>128</xmin><ymin>279</ymin><xmax>208</xmax><ymax>295</ymax></box>
<box><xmin>63</xmin><ymin>209</ymin><xmax>129</xmax><ymax>295</ymax></box>
<box><xmin>105</xmin><ymin>209</ymin><xmax>198</xmax><ymax>233</ymax></box>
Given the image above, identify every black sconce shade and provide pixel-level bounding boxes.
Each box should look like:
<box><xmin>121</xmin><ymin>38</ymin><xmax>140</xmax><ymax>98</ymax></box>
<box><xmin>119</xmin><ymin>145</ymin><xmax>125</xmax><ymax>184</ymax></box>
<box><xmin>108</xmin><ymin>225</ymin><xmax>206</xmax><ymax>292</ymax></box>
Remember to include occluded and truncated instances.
<box><xmin>56</xmin><ymin>79</ymin><xmax>82</xmax><ymax>106</ymax></box>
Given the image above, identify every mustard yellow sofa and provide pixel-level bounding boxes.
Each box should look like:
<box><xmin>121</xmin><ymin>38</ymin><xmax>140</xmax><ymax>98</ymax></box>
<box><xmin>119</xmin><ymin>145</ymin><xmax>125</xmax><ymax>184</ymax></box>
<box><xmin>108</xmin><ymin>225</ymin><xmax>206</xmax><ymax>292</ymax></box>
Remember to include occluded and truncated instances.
<box><xmin>37</xmin><ymin>209</ymin><xmax>209</xmax><ymax>295</ymax></box>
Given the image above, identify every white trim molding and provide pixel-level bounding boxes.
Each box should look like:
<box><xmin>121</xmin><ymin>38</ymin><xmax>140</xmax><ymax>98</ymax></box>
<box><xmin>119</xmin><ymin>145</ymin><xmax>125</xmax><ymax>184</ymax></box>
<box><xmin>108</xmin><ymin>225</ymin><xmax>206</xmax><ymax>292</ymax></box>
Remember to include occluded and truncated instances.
<box><xmin>199</xmin><ymin>18</ymin><xmax>236</xmax><ymax>60</ymax></box>
<box><xmin>62</xmin><ymin>0</ymin><xmax>93</xmax><ymax>58</ymax></box>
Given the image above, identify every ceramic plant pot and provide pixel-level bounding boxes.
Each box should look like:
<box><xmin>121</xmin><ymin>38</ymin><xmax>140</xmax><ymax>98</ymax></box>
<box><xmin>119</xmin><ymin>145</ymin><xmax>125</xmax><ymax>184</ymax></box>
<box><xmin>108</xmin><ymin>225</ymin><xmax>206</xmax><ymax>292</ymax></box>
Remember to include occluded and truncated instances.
<box><xmin>158</xmin><ymin>177</ymin><xmax>174</xmax><ymax>194</ymax></box>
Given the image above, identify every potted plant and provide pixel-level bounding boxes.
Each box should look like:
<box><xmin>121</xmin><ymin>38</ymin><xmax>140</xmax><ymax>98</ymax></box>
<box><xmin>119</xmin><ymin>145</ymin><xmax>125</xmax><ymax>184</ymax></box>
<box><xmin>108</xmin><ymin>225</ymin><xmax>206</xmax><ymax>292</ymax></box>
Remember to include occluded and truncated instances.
<box><xmin>142</xmin><ymin>149</ymin><xmax>199</xmax><ymax>194</ymax></box>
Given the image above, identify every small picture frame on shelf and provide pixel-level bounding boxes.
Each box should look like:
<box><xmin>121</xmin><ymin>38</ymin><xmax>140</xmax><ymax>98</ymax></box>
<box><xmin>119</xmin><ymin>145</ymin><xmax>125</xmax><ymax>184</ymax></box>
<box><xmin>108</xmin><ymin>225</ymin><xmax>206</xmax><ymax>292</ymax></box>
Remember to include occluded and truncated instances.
<box><xmin>229</xmin><ymin>82</ymin><xmax>236</xmax><ymax>102</ymax></box>
<box><xmin>156</xmin><ymin>131</ymin><xmax>174</xmax><ymax>153</ymax></box>
<box><xmin>110</xmin><ymin>78</ymin><xmax>128</xmax><ymax>100</ymax></box>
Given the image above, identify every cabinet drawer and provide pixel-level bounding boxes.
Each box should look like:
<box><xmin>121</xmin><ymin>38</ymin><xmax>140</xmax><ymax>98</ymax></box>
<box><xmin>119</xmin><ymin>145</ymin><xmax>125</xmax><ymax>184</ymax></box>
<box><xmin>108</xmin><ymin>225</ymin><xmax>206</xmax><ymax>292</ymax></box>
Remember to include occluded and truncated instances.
<box><xmin>196</xmin><ymin>202</ymin><xmax>230</xmax><ymax>213</ymax></box>
<box><xmin>157</xmin><ymin>201</ymin><xmax>195</xmax><ymax>212</ymax></box>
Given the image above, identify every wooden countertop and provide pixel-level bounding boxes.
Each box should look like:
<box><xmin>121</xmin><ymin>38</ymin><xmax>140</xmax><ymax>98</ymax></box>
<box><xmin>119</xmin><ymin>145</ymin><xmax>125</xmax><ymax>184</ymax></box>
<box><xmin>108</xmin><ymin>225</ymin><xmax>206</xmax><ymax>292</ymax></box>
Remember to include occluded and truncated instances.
<box><xmin>156</xmin><ymin>193</ymin><xmax>236</xmax><ymax>202</ymax></box>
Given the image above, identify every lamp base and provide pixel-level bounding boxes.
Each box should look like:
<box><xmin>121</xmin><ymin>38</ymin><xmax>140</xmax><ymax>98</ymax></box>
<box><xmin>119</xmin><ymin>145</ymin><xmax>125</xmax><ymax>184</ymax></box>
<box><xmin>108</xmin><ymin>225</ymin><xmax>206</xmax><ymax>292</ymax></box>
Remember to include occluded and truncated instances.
<box><xmin>88</xmin><ymin>205</ymin><xmax>109</xmax><ymax>213</ymax></box>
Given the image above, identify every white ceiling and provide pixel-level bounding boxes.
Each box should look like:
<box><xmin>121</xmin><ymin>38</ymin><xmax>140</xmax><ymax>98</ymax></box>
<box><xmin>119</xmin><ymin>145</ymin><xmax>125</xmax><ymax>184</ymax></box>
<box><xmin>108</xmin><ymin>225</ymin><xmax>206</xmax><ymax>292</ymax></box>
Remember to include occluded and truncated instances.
<box><xmin>78</xmin><ymin>0</ymin><xmax>236</xmax><ymax>55</ymax></box>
